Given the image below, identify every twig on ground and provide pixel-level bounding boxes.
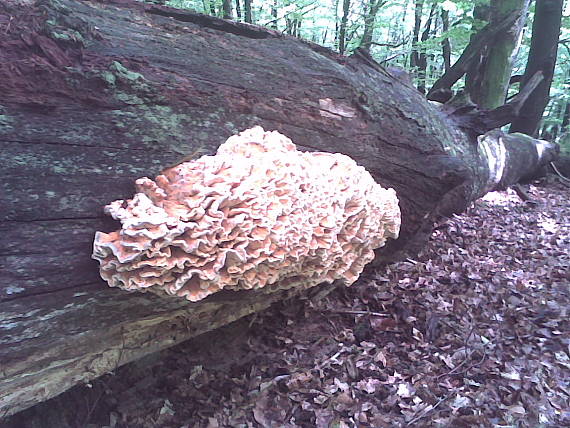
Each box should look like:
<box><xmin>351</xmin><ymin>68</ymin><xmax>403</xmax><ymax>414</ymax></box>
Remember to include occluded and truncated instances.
<box><xmin>316</xmin><ymin>350</ymin><xmax>343</xmax><ymax>371</ymax></box>
<box><xmin>405</xmin><ymin>390</ymin><xmax>455</xmax><ymax>426</ymax></box>
<box><xmin>551</xmin><ymin>162</ymin><xmax>570</xmax><ymax>184</ymax></box>
<box><xmin>248</xmin><ymin>313</ymin><xmax>259</xmax><ymax>328</ymax></box>
<box><xmin>437</xmin><ymin>320</ymin><xmax>476</xmax><ymax>380</ymax></box>
<box><xmin>308</xmin><ymin>282</ymin><xmax>341</xmax><ymax>304</ymax></box>
<box><xmin>324</xmin><ymin>309</ymin><xmax>390</xmax><ymax>317</ymax></box>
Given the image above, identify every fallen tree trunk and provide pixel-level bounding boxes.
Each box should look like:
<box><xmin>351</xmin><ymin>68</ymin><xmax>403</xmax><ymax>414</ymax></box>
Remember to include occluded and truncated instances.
<box><xmin>0</xmin><ymin>0</ymin><xmax>558</xmax><ymax>417</ymax></box>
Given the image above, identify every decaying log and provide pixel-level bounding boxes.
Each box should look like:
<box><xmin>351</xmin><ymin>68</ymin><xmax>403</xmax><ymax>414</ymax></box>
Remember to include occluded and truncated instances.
<box><xmin>0</xmin><ymin>0</ymin><xmax>558</xmax><ymax>417</ymax></box>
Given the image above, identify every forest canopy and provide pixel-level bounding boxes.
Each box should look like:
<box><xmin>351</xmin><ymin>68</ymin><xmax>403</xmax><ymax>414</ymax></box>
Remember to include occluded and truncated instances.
<box><xmin>165</xmin><ymin>0</ymin><xmax>570</xmax><ymax>151</ymax></box>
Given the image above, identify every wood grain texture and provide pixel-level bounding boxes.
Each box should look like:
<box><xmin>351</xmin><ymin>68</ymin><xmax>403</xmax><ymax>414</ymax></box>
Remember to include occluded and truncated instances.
<box><xmin>0</xmin><ymin>280</ymin><xmax>326</xmax><ymax>417</ymax></box>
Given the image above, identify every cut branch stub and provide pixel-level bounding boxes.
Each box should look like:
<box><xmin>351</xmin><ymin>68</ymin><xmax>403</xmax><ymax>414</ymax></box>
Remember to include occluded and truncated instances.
<box><xmin>92</xmin><ymin>127</ymin><xmax>401</xmax><ymax>302</ymax></box>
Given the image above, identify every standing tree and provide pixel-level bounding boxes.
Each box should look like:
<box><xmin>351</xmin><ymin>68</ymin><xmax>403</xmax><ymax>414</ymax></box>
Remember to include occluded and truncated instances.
<box><xmin>271</xmin><ymin>0</ymin><xmax>278</xmax><ymax>30</ymax></box>
<box><xmin>561</xmin><ymin>101</ymin><xmax>570</xmax><ymax>138</ymax></box>
<box><xmin>235</xmin><ymin>0</ymin><xmax>241</xmax><ymax>21</ymax></box>
<box><xmin>222</xmin><ymin>0</ymin><xmax>233</xmax><ymax>19</ymax></box>
<box><xmin>244</xmin><ymin>0</ymin><xmax>252</xmax><ymax>23</ymax></box>
<box><xmin>359</xmin><ymin>0</ymin><xmax>385</xmax><ymax>51</ymax></box>
<box><xmin>416</xmin><ymin>1</ymin><xmax>437</xmax><ymax>93</ymax></box>
<box><xmin>474</xmin><ymin>0</ymin><xmax>531</xmax><ymax>109</ymax></box>
<box><xmin>410</xmin><ymin>0</ymin><xmax>424</xmax><ymax>72</ymax></box>
<box><xmin>338</xmin><ymin>0</ymin><xmax>351</xmax><ymax>53</ymax></box>
<box><xmin>465</xmin><ymin>1</ymin><xmax>491</xmax><ymax>99</ymax></box>
<box><xmin>427</xmin><ymin>1</ymin><xmax>532</xmax><ymax>105</ymax></box>
<box><xmin>511</xmin><ymin>0</ymin><xmax>565</xmax><ymax>136</ymax></box>
<box><xmin>441</xmin><ymin>7</ymin><xmax>452</xmax><ymax>72</ymax></box>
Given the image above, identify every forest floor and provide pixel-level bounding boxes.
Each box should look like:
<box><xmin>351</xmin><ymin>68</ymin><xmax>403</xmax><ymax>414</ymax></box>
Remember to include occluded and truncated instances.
<box><xmin>6</xmin><ymin>180</ymin><xmax>570</xmax><ymax>428</ymax></box>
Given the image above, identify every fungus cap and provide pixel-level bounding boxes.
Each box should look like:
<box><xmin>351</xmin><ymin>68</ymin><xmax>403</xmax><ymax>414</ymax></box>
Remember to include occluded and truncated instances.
<box><xmin>92</xmin><ymin>127</ymin><xmax>401</xmax><ymax>301</ymax></box>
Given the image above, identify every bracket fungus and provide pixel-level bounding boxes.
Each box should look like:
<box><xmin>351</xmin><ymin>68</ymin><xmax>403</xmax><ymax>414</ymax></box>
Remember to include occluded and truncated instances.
<box><xmin>92</xmin><ymin>127</ymin><xmax>401</xmax><ymax>302</ymax></box>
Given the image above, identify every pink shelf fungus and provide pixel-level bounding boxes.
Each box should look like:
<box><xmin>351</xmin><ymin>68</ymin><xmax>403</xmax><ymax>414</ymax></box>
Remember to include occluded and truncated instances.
<box><xmin>92</xmin><ymin>127</ymin><xmax>401</xmax><ymax>302</ymax></box>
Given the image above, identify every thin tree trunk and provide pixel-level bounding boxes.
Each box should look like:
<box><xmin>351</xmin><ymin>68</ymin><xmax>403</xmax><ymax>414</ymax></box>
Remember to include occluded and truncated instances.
<box><xmin>428</xmin><ymin>11</ymin><xmax>520</xmax><ymax>102</ymax></box>
<box><xmin>235</xmin><ymin>0</ymin><xmax>241</xmax><ymax>21</ymax></box>
<box><xmin>560</xmin><ymin>71</ymin><xmax>570</xmax><ymax>134</ymax></box>
<box><xmin>465</xmin><ymin>1</ymin><xmax>491</xmax><ymax>99</ymax></box>
<box><xmin>562</xmin><ymin>102</ymin><xmax>570</xmax><ymax>134</ymax></box>
<box><xmin>244</xmin><ymin>0</ymin><xmax>252</xmax><ymax>23</ymax></box>
<box><xmin>410</xmin><ymin>0</ymin><xmax>424</xmax><ymax>70</ymax></box>
<box><xmin>338</xmin><ymin>0</ymin><xmax>351</xmax><ymax>54</ymax></box>
<box><xmin>510</xmin><ymin>0</ymin><xmax>564</xmax><ymax>136</ymax></box>
<box><xmin>333</xmin><ymin>0</ymin><xmax>340</xmax><ymax>48</ymax></box>
<box><xmin>400</xmin><ymin>0</ymin><xmax>410</xmax><ymax>67</ymax></box>
<box><xmin>359</xmin><ymin>0</ymin><xmax>384</xmax><ymax>51</ymax></box>
<box><xmin>222</xmin><ymin>0</ymin><xmax>233</xmax><ymax>19</ymax></box>
<box><xmin>417</xmin><ymin>2</ymin><xmax>436</xmax><ymax>93</ymax></box>
<box><xmin>552</xmin><ymin>101</ymin><xmax>564</xmax><ymax>140</ymax></box>
<box><xmin>540</xmin><ymin>100</ymin><xmax>560</xmax><ymax>140</ymax></box>
<box><xmin>271</xmin><ymin>0</ymin><xmax>278</xmax><ymax>30</ymax></box>
<box><xmin>441</xmin><ymin>8</ymin><xmax>451</xmax><ymax>72</ymax></box>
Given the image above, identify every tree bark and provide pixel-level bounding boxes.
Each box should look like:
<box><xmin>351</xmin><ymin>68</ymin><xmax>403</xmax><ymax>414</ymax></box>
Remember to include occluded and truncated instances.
<box><xmin>475</xmin><ymin>0</ymin><xmax>530</xmax><ymax>109</ymax></box>
<box><xmin>270</xmin><ymin>0</ymin><xmax>278</xmax><ymax>30</ymax></box>
<box><xmin>244</xmin><ymin>0</ymin><xmax>252</xmax><ymax>23</ymax></box>
<box><xmin>465</xmin><ymin>1</ymin><xmax>491</xmax><ymax>99</ymax></box>
<box><xmin>0</xmin><ymin>0</ymin><xmax>558</xmax><ymax>417</ymax></box>
<box><xmin>235</xmin><ymin>0</ymin><xmax>241</xmax><ymax>21</ymax></box>
<box><xmin>222</xmin><ymin>0</ymin><xmax>233</xmax><ymax>19</ymax></box>
<box><xmin>428</xmin><ymin>11</ymin><xmax>519</xmax><ymax>102</ymax></box>
<box><xmin>338</xmin><ymin>0</ymin><xmax>351</xmax><ymax>54</ymax></box>
<box><xmin>510</xmin><ymin>0</ymin><xmax>564</xmax><ymax>136</ymax></box>
<box><xmin>441</xmin><ymin>8</ymin><xmax>451</xmax><ymax>72</ymax></box>
<box><xmin>561</xmin><ymin>101</ymin><xmax>570</xmax><ymax>134</ymax></box>
<box><xmin>416</xmin><ymin>2</ymin><xmax>437</xmax><ymax>94</ymax></box>
<box><xmin>358</xmin><ymin>0</ymin><xmax>384</xmax><ymax>51</ymax></box>
<box><xmin>410</xmin><ymin>0</ymin><xmax>424</xmax><ymax>71</ymax></box>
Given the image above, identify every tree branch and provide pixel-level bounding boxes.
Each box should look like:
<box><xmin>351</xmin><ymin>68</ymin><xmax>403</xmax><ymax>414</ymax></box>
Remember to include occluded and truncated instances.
<box><xmin>369</xmin><ymin>40</ymin><xmax>408</xmax><ymax>48</ymax></box>
<box><xmin>490</xmin><ymin>71</ymin><xmax>544</xmax><ymax>124</ymax></box>
<box><xmin>443</xmin><ymin>71</ymin><xmax>544</xmax><ymax>135</ymax></box>
<box><xmin>427</xmin><ymin>12</ymin><xmax>519</xmax><ymax>100</ymax></box>
<box><xmin>261</xmin><ymin>2</ymin><xmax>318</xmax><ymax>27</ymax></box>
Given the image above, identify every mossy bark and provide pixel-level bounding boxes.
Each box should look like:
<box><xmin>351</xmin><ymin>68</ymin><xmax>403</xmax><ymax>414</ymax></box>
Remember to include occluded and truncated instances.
<box><xmin>474</xmin><ymin>0</ymin><xmax>530</xmax><ymax>109</ymax></box>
